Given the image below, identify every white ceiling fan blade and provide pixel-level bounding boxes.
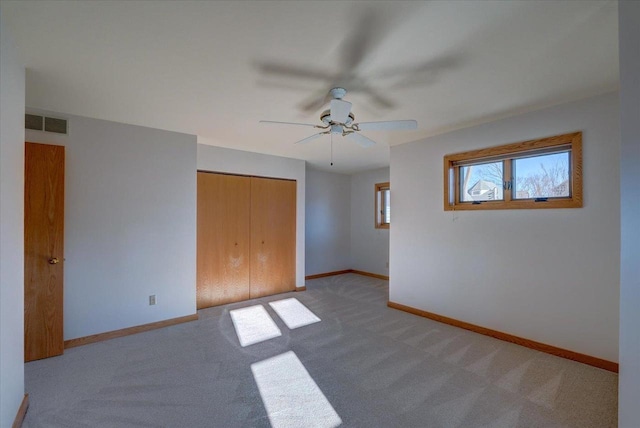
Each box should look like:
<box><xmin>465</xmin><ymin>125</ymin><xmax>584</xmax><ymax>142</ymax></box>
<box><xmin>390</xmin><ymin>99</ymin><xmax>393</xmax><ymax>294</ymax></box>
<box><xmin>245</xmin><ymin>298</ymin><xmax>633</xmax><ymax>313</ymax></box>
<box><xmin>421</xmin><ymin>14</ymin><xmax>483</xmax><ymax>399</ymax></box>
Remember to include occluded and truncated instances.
<box><xmin>294</xmin><ymin>132</ymin><xmax>325</xmax><ymax>145</ymax></box>
<box><xmin>330</xmin><ymin>99</ymin><xmax>352</xmax><ymax>123</ymax></box>
<box><xmin>260</xmin><ymin>120</ymin><xmax>320</xmax><ymax>128</ymax></box>
<box><xmin>355</xmin><ymin>120</ymin><xmax>417</xmax><ymax>131</ymax></box>
<box><xmin>346</xmin><ymin>132</ymin><xmax>377</xmax><ymax>148</ymax></box>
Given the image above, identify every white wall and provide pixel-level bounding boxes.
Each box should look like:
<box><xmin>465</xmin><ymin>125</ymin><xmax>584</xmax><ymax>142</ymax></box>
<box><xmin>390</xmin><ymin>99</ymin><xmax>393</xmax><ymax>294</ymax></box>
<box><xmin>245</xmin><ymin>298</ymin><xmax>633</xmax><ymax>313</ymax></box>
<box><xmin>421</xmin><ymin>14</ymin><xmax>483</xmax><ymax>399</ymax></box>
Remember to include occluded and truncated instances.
<box><xmin>351</xmin><ymin>167</ymin><xmax>390</xmax><ymax>277</ymax></box>
<box><xmin>0</xmin><ymin>6</ymin><xmax>26</xmax><ymax>426</ymax></box>
<box><xmin>391</xmin><ymin>92</ymin><xmax>620</xmax><ymax>362</ymax></box>
<box><xmin>197</xmin><ymin>144</ymin><xmax>306</xmax><ymax>286</ymax></box>
<box><xmin>305</xmin><ymin>168</ymin><xmax>351</xmax><ymax>276</ymax></box>
<box><xmin>618</xmin><ymin>1</ymin><xmax>640</xmax><ymax>424</ymax></box>
<box><xmin>26</xmin><ymin>112</ymin><xmax>197</xmax><ymax>340</ymax></box>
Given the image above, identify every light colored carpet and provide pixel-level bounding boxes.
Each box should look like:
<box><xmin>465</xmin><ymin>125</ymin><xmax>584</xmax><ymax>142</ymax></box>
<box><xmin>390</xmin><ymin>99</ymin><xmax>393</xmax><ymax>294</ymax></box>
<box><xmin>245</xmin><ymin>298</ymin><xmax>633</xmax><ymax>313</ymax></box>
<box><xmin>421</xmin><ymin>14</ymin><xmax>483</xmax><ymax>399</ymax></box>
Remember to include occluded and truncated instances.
<box><xmin>23</xmin><ymin>273</ymin><xmax>617</xmax><ymax>427</ymax></box>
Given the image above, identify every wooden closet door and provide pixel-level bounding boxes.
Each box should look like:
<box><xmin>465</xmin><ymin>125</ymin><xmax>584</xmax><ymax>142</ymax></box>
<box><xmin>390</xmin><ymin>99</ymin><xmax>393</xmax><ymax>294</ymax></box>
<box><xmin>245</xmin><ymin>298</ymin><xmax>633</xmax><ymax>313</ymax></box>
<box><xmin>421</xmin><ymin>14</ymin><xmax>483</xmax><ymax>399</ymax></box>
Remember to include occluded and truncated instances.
<box><xmin>24</xmin><ymin>142</ymin><xmax>65</xmax><ymax>362</ymax></box>
<box><xmin>250</xmin><ymin>177</ymin><xmax>296</xmax><ymax>298</ymax></box>
<box><xmin>197</xmin><ymin>172</ymin><xmax>251</xmax><ymax>309</ymax></box>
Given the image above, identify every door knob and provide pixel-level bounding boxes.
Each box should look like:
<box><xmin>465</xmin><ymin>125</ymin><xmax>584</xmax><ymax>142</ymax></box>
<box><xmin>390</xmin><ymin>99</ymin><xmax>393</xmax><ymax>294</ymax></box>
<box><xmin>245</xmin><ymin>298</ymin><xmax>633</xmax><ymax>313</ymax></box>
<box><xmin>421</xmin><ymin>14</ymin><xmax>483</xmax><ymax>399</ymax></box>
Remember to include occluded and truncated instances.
<box><xmin>48</xmin><ymin>258</ymin><xmax>59</xmax><ymax>265</ymax></box>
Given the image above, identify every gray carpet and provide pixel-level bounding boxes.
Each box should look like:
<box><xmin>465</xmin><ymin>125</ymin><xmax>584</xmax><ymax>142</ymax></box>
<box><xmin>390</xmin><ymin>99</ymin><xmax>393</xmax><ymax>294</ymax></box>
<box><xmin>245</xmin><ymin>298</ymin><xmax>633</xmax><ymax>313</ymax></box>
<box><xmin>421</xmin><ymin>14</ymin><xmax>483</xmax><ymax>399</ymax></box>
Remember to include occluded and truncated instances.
<box><xmin>23</xmin><ymin>273</ymin><xmax>617</xmax><ymax>427</ymax></box>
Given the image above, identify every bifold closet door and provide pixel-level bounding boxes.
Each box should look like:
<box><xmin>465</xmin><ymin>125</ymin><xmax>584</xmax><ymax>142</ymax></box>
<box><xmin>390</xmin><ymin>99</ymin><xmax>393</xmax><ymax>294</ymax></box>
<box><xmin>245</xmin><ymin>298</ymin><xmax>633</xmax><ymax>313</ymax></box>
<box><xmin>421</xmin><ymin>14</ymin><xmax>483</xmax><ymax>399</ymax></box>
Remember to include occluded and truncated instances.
<box><xmin>250</xmin><ymin>177</ymin><xmax>296</xmax><ymax>298</ymax></box>
<box><xmin>197</xmin><ymin>172</ymin><xmax>251</xmax><ymax>309</ymax></box>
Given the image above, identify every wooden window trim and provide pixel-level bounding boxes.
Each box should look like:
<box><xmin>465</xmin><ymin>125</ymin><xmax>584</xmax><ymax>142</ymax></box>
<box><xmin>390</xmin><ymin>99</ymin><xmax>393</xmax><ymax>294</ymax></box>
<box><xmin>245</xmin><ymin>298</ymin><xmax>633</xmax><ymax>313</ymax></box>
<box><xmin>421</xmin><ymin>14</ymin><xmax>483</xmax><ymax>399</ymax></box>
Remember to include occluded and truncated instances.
<box><xmin>375</xmin><ymin>182</ymin><xmax>390</xmax><ymax>229</ymax></box>
<box><xmin>443</xmin><ymin>132</ymin><xmax>583</xmax><ymax>211</ymax></box>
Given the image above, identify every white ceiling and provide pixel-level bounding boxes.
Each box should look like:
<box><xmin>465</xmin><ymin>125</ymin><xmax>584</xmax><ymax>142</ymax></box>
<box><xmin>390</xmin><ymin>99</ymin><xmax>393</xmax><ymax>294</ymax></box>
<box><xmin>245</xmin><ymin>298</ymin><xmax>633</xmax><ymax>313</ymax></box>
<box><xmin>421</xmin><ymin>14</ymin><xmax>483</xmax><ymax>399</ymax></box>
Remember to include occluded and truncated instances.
<box><xmin>3</xmin><ymin>0</ymin><xmax>618</xmax><ymax>173</ymax></box>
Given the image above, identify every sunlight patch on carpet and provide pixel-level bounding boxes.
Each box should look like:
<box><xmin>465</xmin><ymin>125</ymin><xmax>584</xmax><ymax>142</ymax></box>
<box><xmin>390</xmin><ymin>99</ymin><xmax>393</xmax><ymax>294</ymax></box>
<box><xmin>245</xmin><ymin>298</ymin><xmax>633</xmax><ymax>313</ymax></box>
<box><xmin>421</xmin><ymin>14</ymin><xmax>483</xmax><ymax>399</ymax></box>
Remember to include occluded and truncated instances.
<box><xmin>229</xmin><ymin>305</ymin><xmax>281</xmax><ymax>347</ymax></box>
<box><xmin>251</xmin><ymin>351</ymin><xmax>342</xmax><ymax>428</ymax></box>
<box><xmin>269</xmin><ymin>298</ymin><xmax>321</xmax><ymax>329</ymax></box>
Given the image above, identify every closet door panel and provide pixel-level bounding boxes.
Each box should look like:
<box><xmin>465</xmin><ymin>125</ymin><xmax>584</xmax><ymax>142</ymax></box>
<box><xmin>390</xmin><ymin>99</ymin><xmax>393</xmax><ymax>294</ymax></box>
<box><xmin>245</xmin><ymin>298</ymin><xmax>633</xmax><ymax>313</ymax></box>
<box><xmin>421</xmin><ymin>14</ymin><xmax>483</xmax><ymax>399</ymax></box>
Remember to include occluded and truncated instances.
<box><xmin>197</xmin><ymin>172</ymin><xmax>251</xmax><ymax>308</ymax></box>
<box><xmin>250</xmin><ymin>177</ymin><xmax>296</xmax><ymax>298</ymax></box>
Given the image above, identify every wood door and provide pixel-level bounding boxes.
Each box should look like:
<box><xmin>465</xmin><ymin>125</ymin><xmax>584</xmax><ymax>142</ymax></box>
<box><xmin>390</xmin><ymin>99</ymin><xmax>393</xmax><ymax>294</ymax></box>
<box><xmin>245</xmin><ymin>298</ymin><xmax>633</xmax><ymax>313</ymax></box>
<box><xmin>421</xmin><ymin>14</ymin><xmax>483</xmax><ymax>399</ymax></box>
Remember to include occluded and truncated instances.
<box><xmin>24</xmin><ymin>142</ymin><xmax>65</xmax><ymax>362</ymax></box>
<box><xmin>250</xmin><ymin>177</ymin><xmax>296</xmax><ymax>298</ymax></box>
<box><xmin>197</xmin><ymin>172</ymin><xmax>251</xmax><ymax>309</ymax></box>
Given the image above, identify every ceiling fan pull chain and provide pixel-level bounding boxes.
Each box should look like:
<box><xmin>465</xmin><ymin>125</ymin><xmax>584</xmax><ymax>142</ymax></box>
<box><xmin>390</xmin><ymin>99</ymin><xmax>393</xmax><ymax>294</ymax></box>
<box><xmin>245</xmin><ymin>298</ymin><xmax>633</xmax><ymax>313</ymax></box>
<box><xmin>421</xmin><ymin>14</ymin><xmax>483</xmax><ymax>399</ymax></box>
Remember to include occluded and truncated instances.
<box><xmin>330</xmin><ymin>133</ymin><xmax>334</xmax><ymax>166</ymax></box>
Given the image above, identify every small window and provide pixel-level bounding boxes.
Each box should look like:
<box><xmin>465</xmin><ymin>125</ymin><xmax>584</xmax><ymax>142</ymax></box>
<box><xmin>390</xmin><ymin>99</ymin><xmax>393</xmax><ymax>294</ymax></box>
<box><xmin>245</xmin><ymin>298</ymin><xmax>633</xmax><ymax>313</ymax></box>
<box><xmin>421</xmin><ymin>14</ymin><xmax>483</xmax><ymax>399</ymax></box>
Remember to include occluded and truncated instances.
<box><xmin>375</xmin><ymin>182</ymin><xmax>390</xmax><ymax>229</ymax></box>
<box><xmin>444</xmin><ymin>132</ymin><xmax>582</xmax><ymax>210</ymax></box>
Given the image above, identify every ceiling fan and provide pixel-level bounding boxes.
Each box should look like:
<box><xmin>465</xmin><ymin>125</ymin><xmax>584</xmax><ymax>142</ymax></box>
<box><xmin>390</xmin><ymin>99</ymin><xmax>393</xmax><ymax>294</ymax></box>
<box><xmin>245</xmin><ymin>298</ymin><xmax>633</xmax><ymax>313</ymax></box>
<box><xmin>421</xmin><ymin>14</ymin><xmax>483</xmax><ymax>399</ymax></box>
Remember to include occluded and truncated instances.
<box><xmin>260</xmin><ymin>87</ymin><xmax>417</xmax><ymax>147</ymax></box>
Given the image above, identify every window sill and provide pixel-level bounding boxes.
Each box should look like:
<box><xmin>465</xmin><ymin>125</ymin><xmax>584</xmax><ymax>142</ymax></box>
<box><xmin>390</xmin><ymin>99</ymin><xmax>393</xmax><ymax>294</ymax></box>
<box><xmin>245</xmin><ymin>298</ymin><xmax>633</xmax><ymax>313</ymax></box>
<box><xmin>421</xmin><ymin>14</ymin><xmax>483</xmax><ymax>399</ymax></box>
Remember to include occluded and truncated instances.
<box><xmin>444</xmin><ymin>198</ymin><xmax>582</xmax><ymax>211</ymax></box>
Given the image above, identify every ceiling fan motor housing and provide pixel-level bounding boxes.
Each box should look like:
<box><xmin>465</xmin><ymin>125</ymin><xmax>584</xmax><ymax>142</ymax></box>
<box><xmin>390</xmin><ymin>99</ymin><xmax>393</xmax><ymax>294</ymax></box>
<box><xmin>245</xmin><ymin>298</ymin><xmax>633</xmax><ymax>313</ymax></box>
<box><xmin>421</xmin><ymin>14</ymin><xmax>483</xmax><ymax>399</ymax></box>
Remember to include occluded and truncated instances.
<box><xmin>329</xmin><ymin>87</ymin><xmax>347</xmax><ymax>99</ymax></box>
<box><xmin>321</xmin><ymin>110</ymin><xmax>355</xmax><ymax>126</ymax></box>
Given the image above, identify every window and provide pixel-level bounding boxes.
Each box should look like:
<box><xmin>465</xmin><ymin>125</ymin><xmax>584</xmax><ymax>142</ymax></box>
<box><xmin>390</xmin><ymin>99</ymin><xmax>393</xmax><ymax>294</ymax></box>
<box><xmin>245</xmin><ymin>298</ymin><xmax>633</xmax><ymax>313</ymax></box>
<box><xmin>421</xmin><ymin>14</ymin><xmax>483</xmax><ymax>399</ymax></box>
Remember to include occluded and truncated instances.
<box><xmin>444</xmin><ymin>132</ymin><xmax>582</xmax><ymax>210</ymax></box>
<box><xmin>375</xmin><ymin>182</ymin><xmax>390</xmax><ymax>228</ymax></box>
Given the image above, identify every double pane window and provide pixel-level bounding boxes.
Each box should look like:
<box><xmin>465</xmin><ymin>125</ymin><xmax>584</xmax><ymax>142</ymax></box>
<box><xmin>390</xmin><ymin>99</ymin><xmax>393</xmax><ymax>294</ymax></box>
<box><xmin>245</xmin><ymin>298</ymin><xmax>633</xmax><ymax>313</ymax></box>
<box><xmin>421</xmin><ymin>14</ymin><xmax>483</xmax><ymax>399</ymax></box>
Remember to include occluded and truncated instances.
<box><xmin>444</xmin><ymin>132</ymin><xmax>582</xmax><ymax>210</ymax></box>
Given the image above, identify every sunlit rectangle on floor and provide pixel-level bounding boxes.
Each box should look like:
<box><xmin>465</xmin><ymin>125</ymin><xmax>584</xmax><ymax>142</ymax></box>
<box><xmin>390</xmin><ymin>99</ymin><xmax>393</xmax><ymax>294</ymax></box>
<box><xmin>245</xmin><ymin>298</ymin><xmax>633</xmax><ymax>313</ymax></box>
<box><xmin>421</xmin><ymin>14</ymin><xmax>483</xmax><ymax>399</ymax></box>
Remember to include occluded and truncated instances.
<box><xmin>229</xmin><ymin>305</ymin><xmax>282</xmax><ymax>347</ymax></box>
<box><xmin>269</xmin><ymin>298</ymin><xmax>321</xmax><ymax>329</ymax></box>
<box><xmin>251</xmin><ymin>351</ymin><xmax>342</xmax><ymax>428</ymax></box>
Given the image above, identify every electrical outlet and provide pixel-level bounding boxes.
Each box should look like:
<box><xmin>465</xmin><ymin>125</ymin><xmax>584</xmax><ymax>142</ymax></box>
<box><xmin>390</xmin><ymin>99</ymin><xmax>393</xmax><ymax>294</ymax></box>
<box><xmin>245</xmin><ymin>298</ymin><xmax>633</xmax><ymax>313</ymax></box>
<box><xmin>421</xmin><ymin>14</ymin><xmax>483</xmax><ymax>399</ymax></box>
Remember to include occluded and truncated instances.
<box><xmin>149</xmin><ymin>295</ymin><xmax>156</xmax><ymax>306</ymax></box>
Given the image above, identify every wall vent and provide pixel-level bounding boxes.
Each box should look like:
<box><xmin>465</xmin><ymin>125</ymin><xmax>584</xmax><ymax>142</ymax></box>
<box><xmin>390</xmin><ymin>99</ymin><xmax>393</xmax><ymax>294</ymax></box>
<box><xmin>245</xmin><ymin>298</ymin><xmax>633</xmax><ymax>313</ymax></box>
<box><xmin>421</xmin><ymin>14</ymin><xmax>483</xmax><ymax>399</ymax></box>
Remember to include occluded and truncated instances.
<box><xmin>25</xmin><ymin>114</ymin><xmax>43</xmax><ymax>131</ymax></box>
<box><xmin>44</xmin><ymin>117</ymin><xmax>67</xmax><ymax>134</ymax></box>
<box><xmin>25</xmin><ymin>114</ymin><xmax>68</xmax><ymax>135</ymax></box>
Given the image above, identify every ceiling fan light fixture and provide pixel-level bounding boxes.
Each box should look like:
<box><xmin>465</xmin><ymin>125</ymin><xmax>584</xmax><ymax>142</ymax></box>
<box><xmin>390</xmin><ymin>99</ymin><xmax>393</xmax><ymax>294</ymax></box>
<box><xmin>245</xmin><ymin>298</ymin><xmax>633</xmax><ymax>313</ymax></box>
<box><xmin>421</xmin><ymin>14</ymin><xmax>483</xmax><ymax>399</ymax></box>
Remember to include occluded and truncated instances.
<box><xmin>330</xmin><ymin>124</ymin><xmax>343</xmax><ymax>134</ymax></box>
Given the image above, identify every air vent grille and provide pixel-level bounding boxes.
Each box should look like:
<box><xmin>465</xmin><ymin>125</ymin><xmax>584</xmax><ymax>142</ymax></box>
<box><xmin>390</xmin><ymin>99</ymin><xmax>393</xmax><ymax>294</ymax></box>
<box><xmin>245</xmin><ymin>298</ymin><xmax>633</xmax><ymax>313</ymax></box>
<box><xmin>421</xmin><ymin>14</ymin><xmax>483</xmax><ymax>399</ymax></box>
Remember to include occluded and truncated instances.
<box><xmin>25</xmin><ymin>114</ymin><xmax>44</xmax><ymax>131</ymax></box>
<box><xmin>44</xmin><ymin>117</ymin><xmax>67</xmax><ymax>134</ymax></box>
<box><xmin>25</xmin><ymin>114</ymin><xmax>68</xmax><ymax>134</ymax></box>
